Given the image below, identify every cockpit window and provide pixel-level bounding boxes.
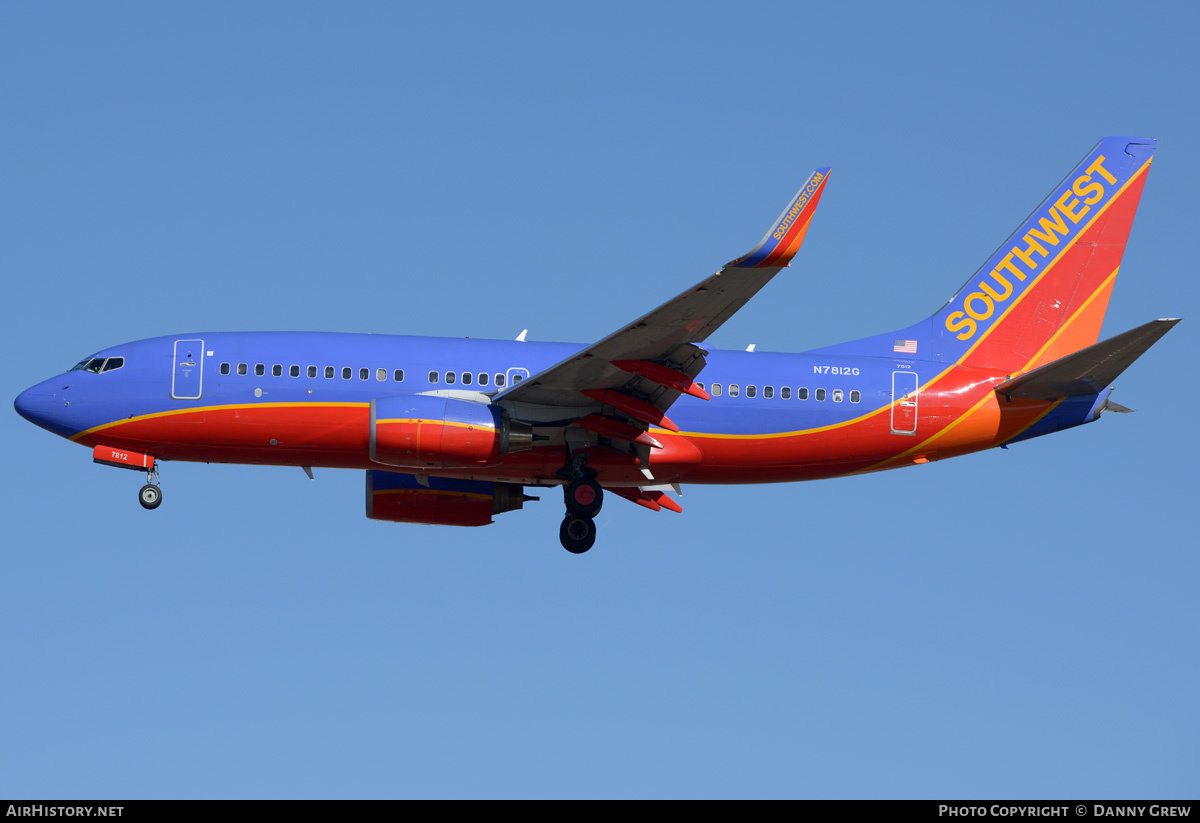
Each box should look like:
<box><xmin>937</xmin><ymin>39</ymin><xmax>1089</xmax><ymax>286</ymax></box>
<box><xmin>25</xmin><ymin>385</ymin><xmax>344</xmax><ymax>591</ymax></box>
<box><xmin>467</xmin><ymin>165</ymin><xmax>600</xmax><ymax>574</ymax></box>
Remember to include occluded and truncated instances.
<box><xmin>71</xmin><ymin>356</ymin><xmax>125</xmax><ymax>373</ymax></box>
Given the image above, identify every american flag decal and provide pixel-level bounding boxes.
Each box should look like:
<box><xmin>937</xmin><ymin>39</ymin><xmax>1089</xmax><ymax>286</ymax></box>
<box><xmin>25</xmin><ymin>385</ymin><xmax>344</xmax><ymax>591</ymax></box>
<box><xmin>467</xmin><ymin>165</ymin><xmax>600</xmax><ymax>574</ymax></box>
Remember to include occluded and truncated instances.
<box><xmin>893</xmin><ymin>339</ymin><xmax>918</xmax><ymax>354</ymax></box>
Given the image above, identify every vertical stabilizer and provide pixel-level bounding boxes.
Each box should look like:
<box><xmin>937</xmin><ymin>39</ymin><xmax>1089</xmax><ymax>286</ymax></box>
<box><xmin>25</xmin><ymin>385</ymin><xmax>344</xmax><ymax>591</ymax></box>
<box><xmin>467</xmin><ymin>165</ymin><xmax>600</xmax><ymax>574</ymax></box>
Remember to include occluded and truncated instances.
<box><xmin>810</xmin><ymin>138</ymin><xmax>1156</xmax><ymax>371</ymax></box>
<box><xmin>933</xmin><ymin>137</ymin><xmax>1156</xmax><ymax>372</ymax></box>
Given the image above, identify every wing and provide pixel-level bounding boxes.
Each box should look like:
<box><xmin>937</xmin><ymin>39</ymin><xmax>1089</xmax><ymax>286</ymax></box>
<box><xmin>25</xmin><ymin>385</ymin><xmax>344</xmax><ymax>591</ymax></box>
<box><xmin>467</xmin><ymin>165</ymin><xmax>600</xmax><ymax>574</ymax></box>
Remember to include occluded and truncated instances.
<box><xmin>494</xmin><ymin>167</ymin><xmax>831</xmax><ymax>435</ymax></box>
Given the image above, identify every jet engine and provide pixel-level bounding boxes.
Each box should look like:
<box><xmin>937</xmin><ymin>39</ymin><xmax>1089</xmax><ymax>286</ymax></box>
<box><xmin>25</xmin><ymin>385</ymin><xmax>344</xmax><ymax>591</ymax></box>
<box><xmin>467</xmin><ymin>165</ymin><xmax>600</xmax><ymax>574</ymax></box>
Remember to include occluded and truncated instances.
<box><xmin>365</xmin><ymin>470</ymin><xmax>530</xmax><ymax>527</ymax></box>
<box><xmin>369</xmin><ymin>395</ymin><xmax>533</xmax><ymax>470</ymax></box>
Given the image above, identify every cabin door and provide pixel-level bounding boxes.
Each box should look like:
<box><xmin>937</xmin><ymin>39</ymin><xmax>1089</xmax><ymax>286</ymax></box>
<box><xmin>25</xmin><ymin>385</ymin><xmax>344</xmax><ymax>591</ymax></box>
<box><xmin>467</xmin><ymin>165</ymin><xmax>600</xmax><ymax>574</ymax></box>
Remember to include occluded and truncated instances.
<box><xmin>890</xmin><ymin>370</ymin><xmax>918</xmax><ymax>435</ymax></box>
<box><xmin>171</xmin><ymin>339</ymin><xmax>204</xmax><ymax>400</ymax></box>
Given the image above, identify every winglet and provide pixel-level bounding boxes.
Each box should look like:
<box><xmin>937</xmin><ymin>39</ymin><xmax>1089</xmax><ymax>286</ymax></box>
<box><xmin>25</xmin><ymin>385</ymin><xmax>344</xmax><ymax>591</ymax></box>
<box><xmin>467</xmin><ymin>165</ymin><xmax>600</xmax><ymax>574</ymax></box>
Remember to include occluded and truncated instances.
<box><xmin>734</xmin><ymin>167</ymin><xmax>831</xmax><ymax>268</ymax></box>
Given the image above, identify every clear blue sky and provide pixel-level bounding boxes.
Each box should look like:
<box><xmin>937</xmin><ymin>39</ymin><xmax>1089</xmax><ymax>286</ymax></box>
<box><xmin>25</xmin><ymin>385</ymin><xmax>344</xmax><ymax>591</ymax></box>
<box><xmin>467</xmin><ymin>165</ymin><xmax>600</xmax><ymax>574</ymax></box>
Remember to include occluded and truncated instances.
<box><xmin>2</xmin><ymin>1</ymin><xmax>1197</xmax><ymax>799</ymax></box>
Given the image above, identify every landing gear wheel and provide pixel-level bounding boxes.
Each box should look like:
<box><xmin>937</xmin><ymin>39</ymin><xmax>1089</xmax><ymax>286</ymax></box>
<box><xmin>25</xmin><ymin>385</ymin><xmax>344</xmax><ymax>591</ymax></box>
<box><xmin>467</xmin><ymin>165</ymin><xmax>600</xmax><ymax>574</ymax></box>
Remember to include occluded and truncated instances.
<box><xmin>138</xmin><ymin>484</ymin><xmax>162</xmax><ymax>510</ymax></box>
<box><xmin>564</xmin><ymin>478</ymin><xmax>603</xmax><ymax>518</ymax></box>
<box><xmin>559</xmin><ymin>515</ymin><xmax>596</xmax><ymax>554</ymax></box>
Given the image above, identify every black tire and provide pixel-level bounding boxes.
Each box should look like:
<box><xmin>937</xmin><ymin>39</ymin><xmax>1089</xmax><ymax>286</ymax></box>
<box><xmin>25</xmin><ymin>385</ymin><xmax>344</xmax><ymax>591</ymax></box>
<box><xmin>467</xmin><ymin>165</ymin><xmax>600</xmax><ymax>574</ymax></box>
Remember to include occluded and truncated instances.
<box><xmin>138</xmin><ymin>484</ymin><xmax>162</xmax><ymax>510</ymax></box>
<box><xmin>559</xmin><ymin>515</ymin><xmax>596</xmax><ymax>554</ymax></box>
<box><xmin>564</xmin><ymin>478</ymin><xmax>603</xmax><ymax>518</ymax></box>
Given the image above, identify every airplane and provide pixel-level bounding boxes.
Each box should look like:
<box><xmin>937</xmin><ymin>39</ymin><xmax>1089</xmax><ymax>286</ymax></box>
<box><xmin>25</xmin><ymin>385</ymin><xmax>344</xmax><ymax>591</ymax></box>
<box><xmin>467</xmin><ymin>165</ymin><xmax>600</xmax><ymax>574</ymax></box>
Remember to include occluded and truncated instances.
<box><xmin>14</xmin><ymin>136</ymin><xmax>1178</xmax><ymax>554</ymax></box>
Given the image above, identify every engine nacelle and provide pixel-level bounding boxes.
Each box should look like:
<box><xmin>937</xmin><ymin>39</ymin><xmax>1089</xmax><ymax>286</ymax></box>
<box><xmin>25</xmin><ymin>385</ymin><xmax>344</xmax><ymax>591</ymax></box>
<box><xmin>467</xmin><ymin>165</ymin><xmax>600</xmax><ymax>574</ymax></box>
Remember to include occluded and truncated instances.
<box><xmin>369</xmin><ymin>395</ymin><xmax>533</xmax><ymax>470</ymax></box>
<box><xmin>366</xmin><ymin>470</ymin><xmax>528</xmax><ymax>527</ymax></box>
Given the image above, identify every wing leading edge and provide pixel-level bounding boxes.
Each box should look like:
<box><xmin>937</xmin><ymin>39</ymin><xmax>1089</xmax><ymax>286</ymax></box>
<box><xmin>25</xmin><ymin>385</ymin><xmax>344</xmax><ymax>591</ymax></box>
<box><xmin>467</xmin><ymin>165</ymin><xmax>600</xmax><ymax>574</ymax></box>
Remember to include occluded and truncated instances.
<box><xmin>494</xmin><ymin>167</ymin><xmax>831</xmax><ymax>423</ymax></box>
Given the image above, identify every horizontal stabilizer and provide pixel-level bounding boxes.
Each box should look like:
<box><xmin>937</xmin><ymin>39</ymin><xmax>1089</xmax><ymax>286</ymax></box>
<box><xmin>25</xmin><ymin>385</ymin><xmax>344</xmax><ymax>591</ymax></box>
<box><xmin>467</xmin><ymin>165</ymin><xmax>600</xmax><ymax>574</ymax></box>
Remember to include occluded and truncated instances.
<box><xmin>995</xmin><ymin>318</ymin><xmax>1180</xmax><ymax>400</ymax></box>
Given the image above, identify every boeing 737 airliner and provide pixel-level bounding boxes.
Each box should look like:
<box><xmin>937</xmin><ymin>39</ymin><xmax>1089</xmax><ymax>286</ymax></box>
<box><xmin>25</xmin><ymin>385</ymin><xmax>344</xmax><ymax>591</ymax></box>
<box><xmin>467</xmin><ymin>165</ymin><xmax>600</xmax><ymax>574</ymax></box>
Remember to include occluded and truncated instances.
<box><xmin>14</xmin><ymin>137</ymin><xmax>1178</xmax><ymax>553</ymax></box>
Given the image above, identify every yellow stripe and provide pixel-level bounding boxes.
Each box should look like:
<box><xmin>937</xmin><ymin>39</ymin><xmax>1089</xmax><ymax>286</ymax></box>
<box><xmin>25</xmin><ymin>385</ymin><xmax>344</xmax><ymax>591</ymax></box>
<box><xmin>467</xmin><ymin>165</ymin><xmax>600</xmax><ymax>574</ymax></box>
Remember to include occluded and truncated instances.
<box><xmin>69</xmin><ymin>401</ymin><xmax>369</xmax><ymax>442</ymax></box>
<box><xmin>853</xmin><ymin>273</ymin><xmax>1120</xmax><ymax>473</ymax></box>
<box><xmin>854</xmin><ymin>267</ymin><xmax>1122</xmax><ymax>472</ymax></box>
<box><xmin>859</xmin><ymin>390</ymin><xmax>997</xmax><ymax>468</ymax></box>
<box><xmin>853</xmin><ymin>395</ymin><xmax>1065</xmax><ymax>473</ymax></box>
<box><xmin>660</xmin><ymin>399</ymin><xmax>888</xmax><ymax>440</ymax></box>
<box><xmin>956</xmin><ymin>156</ymin><xmax>1151</xmax><ymax>364</ymax></box>
<box><xmin>376</xmin><ymin>418</ymin><xmax>494</xmax><ymax>430</ymax></box>
<box><xmin>858</xmin><ymin>254</ymin><xmax>1132</xmax><ymax>470</ymax></box>
<box><xmin>660</xmin><ymin>156</ymin><xmax>1152</xmax><ymax>444</ymax></box>
<box><xmin>73</xmin><ymin>162</ymin><xmax>1151</xmax><ymax>461</ymax></box>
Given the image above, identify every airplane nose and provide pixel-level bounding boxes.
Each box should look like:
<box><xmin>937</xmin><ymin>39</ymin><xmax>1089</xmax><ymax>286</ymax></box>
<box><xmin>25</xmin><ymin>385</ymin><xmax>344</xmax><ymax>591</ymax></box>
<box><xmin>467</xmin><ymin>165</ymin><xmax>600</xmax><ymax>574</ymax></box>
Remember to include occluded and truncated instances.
<box><xmin>14</xmin><ymin>384</ymin><xmax>56</xmax><ymax>427</ymax></box>
<box><xmin>15</xmin><ymin>378</ymin><xmax>89</xmax><ymax>440</ymax></box>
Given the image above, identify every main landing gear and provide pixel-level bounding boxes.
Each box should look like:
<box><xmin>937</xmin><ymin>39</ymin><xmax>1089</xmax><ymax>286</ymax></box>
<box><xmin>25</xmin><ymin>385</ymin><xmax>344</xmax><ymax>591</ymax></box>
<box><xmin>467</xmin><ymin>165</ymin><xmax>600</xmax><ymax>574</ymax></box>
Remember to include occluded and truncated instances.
<box><xmin>559</xmin><ymin>514</ymin><xmax>596</xmax><ymax>554</ymax></box>
<box><xmin>559</xmin><ymin>470</ymin><xmax>603</xmax><ymax>554</ymax></box>
<box><xmin>138</xmin><ymin>466</ymin><xmax>162</xmax><ymax>510</ymax></box>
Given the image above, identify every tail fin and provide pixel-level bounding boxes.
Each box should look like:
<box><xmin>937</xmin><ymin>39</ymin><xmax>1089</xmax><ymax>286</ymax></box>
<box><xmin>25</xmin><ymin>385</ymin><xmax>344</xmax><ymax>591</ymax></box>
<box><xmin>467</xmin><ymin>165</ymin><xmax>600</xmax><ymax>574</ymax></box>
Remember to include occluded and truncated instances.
<box><xmin>934</xmin><ymin>137</ymin><xmax>1156</xmax><ymax>371</ymax></box>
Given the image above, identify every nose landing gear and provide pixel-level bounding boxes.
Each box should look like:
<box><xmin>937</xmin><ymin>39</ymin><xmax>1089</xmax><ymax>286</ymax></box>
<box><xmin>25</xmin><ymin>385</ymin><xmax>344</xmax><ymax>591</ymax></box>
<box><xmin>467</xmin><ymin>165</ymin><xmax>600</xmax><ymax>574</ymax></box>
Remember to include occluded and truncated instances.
<box><xmin>138</xmin><ymin>466</ymin><xmax>162</xmax><ymax>510</ymax></box>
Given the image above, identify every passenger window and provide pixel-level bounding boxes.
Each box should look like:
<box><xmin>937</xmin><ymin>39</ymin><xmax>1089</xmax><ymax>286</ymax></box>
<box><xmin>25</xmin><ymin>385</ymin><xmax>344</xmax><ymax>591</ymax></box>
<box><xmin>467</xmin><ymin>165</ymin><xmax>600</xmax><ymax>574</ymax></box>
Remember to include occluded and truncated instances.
<box><xmin>729</xmin><ymin>384</ymin><xmax>740</xmax><ymax>397</ymax></box>
<box><xmin>816</xmin><ymin>388</ymin><xmax>827</xmax><ymax>401</ymax></box>
<box><xmin>695</xmin><ymin>382</ymin><xmax>704</xmax><ymax>391</ymax></box>
<box><xmin>781</xmin><ymin>386</ymin><xmax>791</xmax><ymax>399</ymax></box>
<box><xmin>850</xmin><ymin>390</ymin><xmax>861</xmax><ymax>403</ymax></box>
<box><xmin>764</xmin><ymin>386</ymin><xmax>773</xmax><ymax>398</ymax></box>
<box><xmin>495</xmin><ymin>373</ymin><xmax>505</xmax><ymax>387</ymax></box>
<box><xmin>342</xmin><ymin>367</ymin><xmax>351</xmax><ymax>379</ymax></box>
<box><xmin>325</xmin><ymin>367</ymin><xmax>334</xmax><ymax>378</ymax></box>
<box><xmin>394</xmin><ymin>369</ymin><xmax>405</xmax><ymax>382</ymax></box>
<box><xmin>712</xmin><ymin>383</ymin><xmax>722</xmax><ymax>397</ymax></box>
<box><xmin>478</xmin><ymin>372</ymin><xmax>489</xmax><ymax>386</ymax></box>
<box><xmin>220</xmin><ymin>363</ymin><xmax>230</xmax><ymax>375</ymax></box>
<box><xmin>428</xmin><ymin>371</ymin><xmax>439</xmax><ymax>384</ymax></box>
<box><xmin>833</xmin><ymin>389</ymin><xmax>844</xmax><ymax>402</ymax></box>
<box><xmin>462</xmin><ymin>372</ymin><xmax>472</xmax><ymax>385</ymax></box>
<box><xmin>746</xmin><ymin>385</ymin><xmax>757</xmax><ymax>398</ymax></box>
<box><xmin>272</xmin><ymin>364</ymin><xmax>282</xmax><ymax>377</ymax></box>
<box><xmin>798</xmin><ymin>387</ymin><xmax>809</xmax><ymax>400</ymax></box>
<box><xmin>446</xmin><ymin>372</ymin><xmax>456</xmax><ymax>384</ymax></box>
<box><xmin>376</xmin><ymin>368</ymin><xmax>386</xmax><ymax>382</ymax></box>
<box><xmin>238</xmin><ymin>363</ymin><xmax>248</xmax><ymax>375</ymax></box>
<box><xmin>255</xmin><ymin>364</ymin><xmax>265</xmax><ymax>376</ymax></box>
<box><xmin>512</xmin><ymin>374</ymin><xmax>523</xmax><ymax>384</ymax></box>
<box><xmin>359</xmin><ymin>368</ymin><xmax>368</xmax><ymax>380</ymax></box>
<box><xmin>307</xmin><ymin>366</ymin><xmax>317</xmax><ymax>378</ymax></box>
<box><xmin>290</xmin><ymin>365</ymin><xmax>300</xmax><ymax>377</ymax></box>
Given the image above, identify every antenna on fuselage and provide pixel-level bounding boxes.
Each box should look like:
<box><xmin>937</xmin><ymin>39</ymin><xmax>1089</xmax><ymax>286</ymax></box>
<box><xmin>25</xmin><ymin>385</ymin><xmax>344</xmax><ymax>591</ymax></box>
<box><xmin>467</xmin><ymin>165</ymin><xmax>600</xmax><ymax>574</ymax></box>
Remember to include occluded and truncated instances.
<box><xmin>516</xmin><ymin>329</ymin><xmax>528</xmax><ymax>342</ymax></box>
<box><xmin>745</xmin><ymin>343</ymin><xmax>756</xmax><ymax>352</ymax></box>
